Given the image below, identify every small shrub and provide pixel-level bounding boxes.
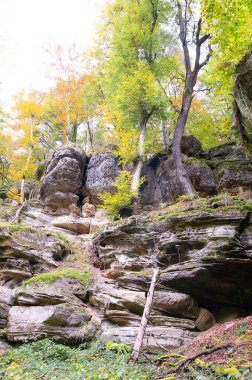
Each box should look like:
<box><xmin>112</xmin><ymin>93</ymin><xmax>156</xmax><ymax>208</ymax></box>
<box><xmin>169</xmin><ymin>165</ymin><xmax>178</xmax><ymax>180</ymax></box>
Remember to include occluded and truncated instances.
<box><xmin>98</xmin><ymin>170</ymin><xmax>137</xmax><ymax>220</ymax></box>
<box><xmin>7</xmin><ymin>187</ymin><xmax>21</xmax><ymax>203</ymax></box>
<box><xmin>236</xmin><ymin>322</ymin><xmax>248</xmax><ymax>337</ymax></box>
<box><xmin>106</xmin><ymin>341</ymin><xmax>131</xmax><ymax>357</ymax></box>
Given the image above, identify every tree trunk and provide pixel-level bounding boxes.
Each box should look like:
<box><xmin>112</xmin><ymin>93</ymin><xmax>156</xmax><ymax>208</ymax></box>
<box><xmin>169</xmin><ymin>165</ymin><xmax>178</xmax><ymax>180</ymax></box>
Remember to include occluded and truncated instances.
<box><xmin>87</xmin><ymin>120</ymin><xmax>93</xmax><ymax>151</ymax></box>
<box><xmin>20</xmin><ymin>118</ymin><xmax>34</xmax><ymax>203</ymax></box>
<box><xmin>131</xmin><ymin>118</ymin><xmax>147</xmax><ymax>194</ymax></box>
<box><xmin>172</xmin><ymin>93</ymin><xmax>195</xmax><ymax>196</ymax></box>
<box><xmin>131</xmin><ymin>268</ymin><xmax>159</xmax><ymax>363</ymax></box>
<box><xmin>69</xmin><ymin>123</ymin><xmax>78</xmax><ymax>143</ymax></box>
<box><xmin>162</xmin><ymin>122</ymin><xmax>169</xmax><ymax>150</ymax></box>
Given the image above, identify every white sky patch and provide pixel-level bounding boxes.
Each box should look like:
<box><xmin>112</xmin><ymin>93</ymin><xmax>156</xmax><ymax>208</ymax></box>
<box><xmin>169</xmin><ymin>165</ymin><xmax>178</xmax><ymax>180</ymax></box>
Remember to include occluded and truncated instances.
<box><xmin>0</xmin><ymin>0</ymin><xmax>105</xmax><ymax>111</ymax></box>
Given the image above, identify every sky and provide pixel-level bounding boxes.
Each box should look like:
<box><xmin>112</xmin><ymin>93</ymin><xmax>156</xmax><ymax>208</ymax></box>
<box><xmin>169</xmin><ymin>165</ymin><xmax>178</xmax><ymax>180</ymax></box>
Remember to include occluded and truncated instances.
<box><xmin>0</xmin><ymin>0</ymin><xmax>105</xmax><ymax>111</ymax></box>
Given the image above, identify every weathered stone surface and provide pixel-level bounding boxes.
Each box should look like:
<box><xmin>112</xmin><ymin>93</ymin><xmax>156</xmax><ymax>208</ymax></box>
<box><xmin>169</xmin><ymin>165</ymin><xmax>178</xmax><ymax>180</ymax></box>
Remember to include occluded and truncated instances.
<box><xmin>186</xmin><ymin>160</ymin><xmax>216</xmax><ymax>195</ymax></box>
<box><xmin>0</xmin><ymin>302</ymin><xmax>10</xmax><ymax>328</ymax></box>
<box><xmin>93</xmin><ymin>210</ymin><xmax>252</xmax><ymax>312</ymax></box>
<box><xmin>85</xmin><ymin>153</ymin><xmax>120</xmax><ymax>205</ymax></box>
<box><xmin>14</xmin><ymin>282</ymin><xmax>85</xmax><ymax>306</ymax></box>
<box><xmin>52</xmin><ymin>215</ymin><xmax>91</xmax><ymax>234</ymax></box>
<box><xmin>101</xmin><ymin>326</ymin><xmax>197</xmax><ymax>350</ymax></box>
<box><xmin>82</xmin><ymin>203</ymin><xmax>96</xmax><ymax>218</ymax></box>
<box><xmin>7</xmin><ymin>304</ymin><xmax>101</xmax><ymax>343</ymax></box>
<box><xmin>89</xmin><ymin>282</ymin><xmax>146</xmax><ymax>315</ymax></box>
<box><xmin>181</xmin><ymin>135</ymin><xmax>202</xmax><ymax>158</ymax></box>
<box><xmin>0</xmin><ymin>227</ymin><xmax>70</xmax><ymax>282</ymax></box>
<box><xmin>204</xmin><ymin>143</ymin><xmax>246</xmax><ymax>161</ymax></box>
<box><xmin>39</xmin><ymin>144</ymin><xmax>86</xmax><ymax>215</ymax></box>
<box><xmin>153</xmin><ymin>291</ymin><xmax>199</xmax><ymax>319</ymax></box>
<box><xmin>234</xmin><ymin>47</ymin><xmax>252</xmax><ymax>151</ymax></box>
<box><xmin>0</xmin><ymin>287</ymin><xmax>13</xmax><ymax>305</ymax></box>
<box><xmin>195</xmin><ymin>308</ymin><xmax>216</xmax><ymax>331</ymax></box>
<box><xmin>140</xmin><ymin>154</ymin><xmax>216</xmax><ymax>206</ymax></box>
<box><xmin>0</xmin><ymin>287</ymin><xmax>13</xmax><ymax>327</ymax></box>
<box><xmin>214</xmin><ymin>160</ymin><xmax>252</xmax><ymax>197</ymax></box>
<box><xmin>160</xmin><ymin>258</ymin><xmax>252</xmax><ymax>308</ymax></box>
<box><xmin>105</xmin><ymin>309</ymin><xmax>196</xmax><ymax>330</ymax></box>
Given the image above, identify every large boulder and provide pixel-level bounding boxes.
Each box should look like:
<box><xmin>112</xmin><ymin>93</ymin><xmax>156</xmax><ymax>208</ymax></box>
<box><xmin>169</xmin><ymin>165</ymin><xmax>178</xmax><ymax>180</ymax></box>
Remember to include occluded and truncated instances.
<box><xmin>7</xmin><ymin>304</ymin><xmax>100</xmax><ymax>343</ymax></box>
<box><xmin>181</xmin><ymin>135</ymin><xmax>203</xmax><ymax>158</ymax></box>
<box><xmin>84</xmin><ymin>153</ymin><xmax>120</xmax><ymax>205</ymax></box>
<box><xmin>234</xmin><ymin>47</ymin><xmax>252</xmax><ymax>151</ymax></box>
<box><xmin>39</xmin><ymin>144</ymin><xmax>86</xmax><ymax>215</ymax></box>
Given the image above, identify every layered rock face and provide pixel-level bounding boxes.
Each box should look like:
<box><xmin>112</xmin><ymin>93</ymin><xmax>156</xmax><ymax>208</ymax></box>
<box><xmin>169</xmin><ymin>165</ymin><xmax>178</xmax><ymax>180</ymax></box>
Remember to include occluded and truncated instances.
<box><xmin>93</xmin><ymin>207</ymin><xmax>252</xmax><ymax>347</ymax></box>
<box><xmin>0</xmin><ymin>226</ymin><xmax>100</xmax><ymax>343</ymax></box>
<box><xmin>234</xmin><ymin>47</ymin><xmax>252</xmax><ymax>151</ymax></box>
<box><xmin>39</xmin><ymin>144</ymin><xmax>87</xmax><ymax>216</ymax></box>
<box><xmin>140</xmin><ymin>141</ymin><xmax>252</xmax><ymax>206</ymax></box>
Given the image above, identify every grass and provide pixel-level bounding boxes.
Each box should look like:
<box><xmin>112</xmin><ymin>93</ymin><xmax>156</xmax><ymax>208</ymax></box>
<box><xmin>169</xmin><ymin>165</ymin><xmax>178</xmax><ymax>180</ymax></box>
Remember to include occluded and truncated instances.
<box><xmin>22</xmin><ymin>267</ymin><xmax>92</xmax><ymax>289</ymax></box>
<box><xmin>0</xmin><ymin>339</ymin><xmax>163</xmax><ymax>380</ymax></box>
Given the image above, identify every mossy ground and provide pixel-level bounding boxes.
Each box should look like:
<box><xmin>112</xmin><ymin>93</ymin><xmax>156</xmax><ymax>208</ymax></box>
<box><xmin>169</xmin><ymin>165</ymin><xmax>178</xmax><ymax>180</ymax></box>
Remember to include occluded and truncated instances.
<box><xmin>151</xmin><ymin>193</ymin><xmax>252</xmax><ymax>222</ymax></box>
<box><xmin>0</xmin><ymin>339</ymin><xmax>163</xmax><ymax>380</ymax></box>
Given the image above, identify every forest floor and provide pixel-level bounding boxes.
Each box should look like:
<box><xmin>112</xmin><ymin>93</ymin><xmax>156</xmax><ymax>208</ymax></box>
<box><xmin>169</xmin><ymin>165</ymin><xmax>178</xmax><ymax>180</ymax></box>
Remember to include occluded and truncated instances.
<box><xmin>0</xmin><ymin>316</ymin><xmax>251</xmax><ymax>379</ymax></box>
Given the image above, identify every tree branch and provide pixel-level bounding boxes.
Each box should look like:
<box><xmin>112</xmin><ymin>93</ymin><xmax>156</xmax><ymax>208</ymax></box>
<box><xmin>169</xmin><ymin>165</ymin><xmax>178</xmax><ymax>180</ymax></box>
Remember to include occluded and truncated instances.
<box><xmin>177</xmin><ymin>1</ymin><xmax>191</xmax><ymax>74</ymax></box>
<box><xmin>155</xmin><ymin>343</ymin><xmax>231</xmax><ymax>379</ymax></box>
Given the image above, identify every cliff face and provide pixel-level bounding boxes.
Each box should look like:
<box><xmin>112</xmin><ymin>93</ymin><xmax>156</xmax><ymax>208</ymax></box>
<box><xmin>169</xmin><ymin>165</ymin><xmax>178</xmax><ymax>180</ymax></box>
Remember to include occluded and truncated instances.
<box><xmin>0</xmin><ymin>141</ymin><xmax>252</xmax><ymax>351</ymax></box>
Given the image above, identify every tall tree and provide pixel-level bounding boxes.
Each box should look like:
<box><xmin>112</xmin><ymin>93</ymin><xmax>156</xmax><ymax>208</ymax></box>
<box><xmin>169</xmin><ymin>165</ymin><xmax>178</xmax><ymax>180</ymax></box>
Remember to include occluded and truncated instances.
<box><xmin>172</xmin><ymin>0</ymin><xmax>211</xmax><ymax>195</ymax></box>
<box><xmin>96</xmin><ymin>0</ymin><xmax>177</xmax><ymax>193</ymax></box>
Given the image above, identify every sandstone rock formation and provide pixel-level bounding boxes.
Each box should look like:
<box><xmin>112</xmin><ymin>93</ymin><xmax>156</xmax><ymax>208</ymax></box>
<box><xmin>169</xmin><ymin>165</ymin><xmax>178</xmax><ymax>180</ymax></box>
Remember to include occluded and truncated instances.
<box><xmin>93</xmin><ymin>206</ymin><xmax>252</xmax><ymax>347</ymax></box>
<box><xmin>140</xmin><ymin>142</ymin><xmax>252</xmax><ymax>206</ymax></box>
<box><xmin>39</xmin><ymin>144</ymin><xmax>87</xmax><ymax>215</ymax></box>
<box><xmin>85</xmin><ymin>153</ymin><xmax>120</xmax><ymax>205</ymax></box>
<box><xmin>0</xmin><ymin>226</ymin><xmax>70</xmax><ymax>284</ymax></box>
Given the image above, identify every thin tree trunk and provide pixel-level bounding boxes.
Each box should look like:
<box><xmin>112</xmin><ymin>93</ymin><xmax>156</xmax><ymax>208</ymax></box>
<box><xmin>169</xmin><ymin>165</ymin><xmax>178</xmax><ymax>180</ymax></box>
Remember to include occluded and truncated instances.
<box><xmin>131</xmin><ymin>268</ymin><xmax>159</xmax><ymax>363</ymax></box>
<box><xmin>162</xmin><ymin>122</ymin><xmax>169</xmax><ymax>151</ymax></box>
<box><xmin>172</xmin><ymin>93</ymin><xmax>195</xmax><ymax>195</ymax></box>
<box><xmin>131</xmin><ymin>119</ymin><xmax>147</xmax><ymax>194</ymax></box>
<box><xmin>87</xmin><ymin>120</ymin><xmax>93</xmax><ymax>151</ymax></box>
<box><xmin>69</xmin><ymin>123</ymin><xmax>78</xmax><ymax>143</ymax></box>
<box><xmin>172</xmin><ymin>3</ymin><xmax>211</xmax><ymax>197</ymax></box>
<box><xmin>20</xmin><ymin>117</ymin><xmax>34</xmax><ymax>203</ymax></box>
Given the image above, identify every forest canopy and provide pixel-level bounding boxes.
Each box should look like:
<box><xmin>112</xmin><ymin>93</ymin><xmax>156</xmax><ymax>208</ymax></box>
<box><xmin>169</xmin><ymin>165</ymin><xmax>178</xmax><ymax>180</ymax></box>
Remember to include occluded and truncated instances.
<box><xmin>0</xmin><ymin>0</ymin><xmax>251</xmax><ymax>201</ymax></box>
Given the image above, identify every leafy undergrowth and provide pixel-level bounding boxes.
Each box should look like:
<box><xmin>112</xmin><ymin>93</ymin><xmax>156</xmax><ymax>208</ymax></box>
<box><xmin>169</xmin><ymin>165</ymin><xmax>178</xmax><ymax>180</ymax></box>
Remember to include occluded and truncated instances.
<box><xmin>0</xmin><ymin>339</ymin><xmax>163</xmax><ymax>380</ymax></box>
<box><xmin>155</xmin><ymin>316</ymin><xmax>252</xmax><ymax>380</ymax></box>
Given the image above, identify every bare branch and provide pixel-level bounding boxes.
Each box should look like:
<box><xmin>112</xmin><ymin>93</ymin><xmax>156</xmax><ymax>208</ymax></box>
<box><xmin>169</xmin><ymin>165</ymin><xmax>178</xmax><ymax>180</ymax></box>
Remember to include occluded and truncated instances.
<box><xmin>177</xmin><ymin>1</ymin><xmax>192</xmax><ymax>74</ymax></box>
<box><xmin>199</xmin><ymin>44</ymin><xmax>212</xmax><ymax>70</ymax></box>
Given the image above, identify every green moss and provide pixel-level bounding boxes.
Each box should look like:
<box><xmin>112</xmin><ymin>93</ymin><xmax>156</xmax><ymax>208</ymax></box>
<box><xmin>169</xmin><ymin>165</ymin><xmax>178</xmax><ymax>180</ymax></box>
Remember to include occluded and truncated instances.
<box><xmin>153</xmin><ymin>215</ymin><xmax>167</xmax><ymax>222</ymax></box>
<box><xmin>52</xmin><ymin>232</ymin><xmax>70</xmax><ymax>245</ymax></box>
<box><xmin>0</xmin><ymin>222</ymin><xmax>36</xmax><ymax>233</ymax></box>
<box><xmin>22</xmin><ymin>267</ymin><xmax>92</xmax><ymax>288</ymax></box>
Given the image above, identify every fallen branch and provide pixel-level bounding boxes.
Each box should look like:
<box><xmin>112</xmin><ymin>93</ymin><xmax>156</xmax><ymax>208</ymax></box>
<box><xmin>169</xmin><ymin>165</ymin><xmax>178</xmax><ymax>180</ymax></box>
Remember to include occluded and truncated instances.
<box><xmin>131</xmin><ymin>268</ymin><xmax>159</xmax><ymax>363</ymax></box>
<box><xmin>155</xmin><ymin>343</ymin><xmax>231</xmax><ymax>379</ymax></box>
<box><xmin>11</xmin><ymin>200</ymin><xmax>28</xmax><ymax>223</ymax></box>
